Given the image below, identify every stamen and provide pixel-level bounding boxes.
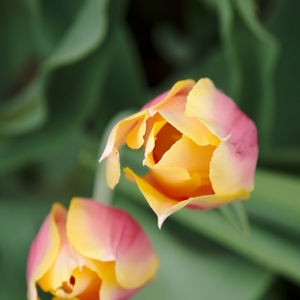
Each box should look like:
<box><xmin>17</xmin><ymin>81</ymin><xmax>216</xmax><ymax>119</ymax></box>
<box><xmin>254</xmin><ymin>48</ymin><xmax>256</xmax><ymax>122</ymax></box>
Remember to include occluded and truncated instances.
<box><xmin>61</xmin><ymin>281</ymin><xmax>73</xmax><ymax>294</ymax></box>
<box><xmin>59</xmin><ymin>276</ymin><xmax>76</xmax><ymax>294</ymax></box>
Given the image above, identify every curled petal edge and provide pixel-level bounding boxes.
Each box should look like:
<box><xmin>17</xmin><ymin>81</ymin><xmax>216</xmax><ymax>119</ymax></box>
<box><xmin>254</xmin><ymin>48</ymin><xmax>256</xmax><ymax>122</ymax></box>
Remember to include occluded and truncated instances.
<box><xmin>124</xmin><ymin>167</ymin><xmax>249</xmax><ymax>228</ymax></box>
<box><xmin>27</xmin><ymin>204</ymin><xmax>65</xmax><ymax>300</ymax></box>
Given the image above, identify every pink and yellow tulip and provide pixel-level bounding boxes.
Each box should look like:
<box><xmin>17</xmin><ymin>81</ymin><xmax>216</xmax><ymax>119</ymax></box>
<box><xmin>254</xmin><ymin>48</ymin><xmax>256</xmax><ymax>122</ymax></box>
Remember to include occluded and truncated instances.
<box><xmin>27</xmin><ymin>198</ymin><xmax>159</xmax><ymax>300</ymax></box>
<box><xmin>99</xmin><ymin>78</ymin><xmax>258</xmax><ymax>227</ymax></box>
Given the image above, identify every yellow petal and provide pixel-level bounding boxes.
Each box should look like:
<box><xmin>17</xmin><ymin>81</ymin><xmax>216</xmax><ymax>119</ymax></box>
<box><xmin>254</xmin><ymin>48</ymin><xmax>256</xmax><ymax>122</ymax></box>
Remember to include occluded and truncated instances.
<box><xmin>123</xmin><ymin>167</ymin><xmax>179</xmax><ymax>228</ymax></box>
<box><xmin>99</xmin><ymin>111</ymin><xmax>147</xmax><ymax>189</ymax></box>
<box><xmin>185</xmin><ymin>78</ymin><xmax>221</xmax><ymax>137</ymax></box>
<box><xmin>106</xmin><ymin>150</ymin><xmax>120</xmax><ymax>189</ymax></box>
<box><xmin>186</xmin><ymin>78</ymin><xmax>258</xmax><ymax>194</ymax></box>
<box><xmin>150</xmin><ymin>79</ymin><xmax>218</xmax><ymax>146</ymax></box>
<box><xmin>156</xmin><ymin>96</ymin><xmax>220</xmax><ymax>147</ymax></box>
<box><xmin>149</xmin><ymin>166</ymin><xmax>203</xmax><ymax>199</ymax></box>
<box><xmin>100</xmin><ymin>280</ymin><xmax>140</xmax><ymax>300</ymax></box>
<box><xmin>210</xmin><ymin>138</ymin><xmax>255</xmax><ymax>194</ymax></box>
<box><xmin>156</xmin><ymin>135</ymin><xmax>216</xmax><ymax>175</ymax></box>
<box><xmin>67</xmin><ymin>198</ymin><xmax>159</xmax><ymax>289</ymax></box>
<box><xmin>38</xmin><ymin>205</ymin><xmax>80</xmax><ymax>292</ymax></box>
<box><xmin>99</xmin><ymin>111</ymin><xmax>146</xmax><ymax>162</ymax></box>
<box><xmin>187</xmin><ymin>188</ymin><xmax>250</xmax><ymax>209</ymax></box>
<box><xmin>144</xmin><ymin>119</ymin><xmax>167</xmax><ymax>165</ymax></box>
<box><xmin>150</xmin><ymin>122</ymin><xmax>182</xmax><ymax>164</ymax></box>
<box><xmin>27</xmin><ymin>204</ymin><xmax>63</xmax><ymax>300</ymax></box>
<box><xmin>124</xmin><ymin>167</ymin><xmax>249</xmax><ymax>228</ymax></box>
<box><xmin>125</xmin><ymin>113</ymin><xmax>148</xmax><ymax>149</ymax></box>
<box><xmin>151</xmin><ymin>79</ymin><xmax>195</xmax><ymax>110</ymax></box>
<box><xmin>84</xmin><ymin>260</ymin><xmax>116</xmax><ymax>283</ymax></box>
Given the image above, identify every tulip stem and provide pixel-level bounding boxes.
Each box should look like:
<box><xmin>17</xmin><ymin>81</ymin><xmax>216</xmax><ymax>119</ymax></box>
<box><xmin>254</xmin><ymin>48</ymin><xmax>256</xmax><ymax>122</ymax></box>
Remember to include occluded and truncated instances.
<box><xmin>92</xmin><ymin>159</ymin><xmax>113</xmax><ymax>204</ymax></box>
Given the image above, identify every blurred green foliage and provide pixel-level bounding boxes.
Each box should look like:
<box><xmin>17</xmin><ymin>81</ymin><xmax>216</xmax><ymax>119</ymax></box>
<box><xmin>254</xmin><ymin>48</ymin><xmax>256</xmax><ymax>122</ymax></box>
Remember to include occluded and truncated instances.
<box><xmin>0</xmin><ymin>0</ymin><xmax>300</xmax><ymax>299</ymax></box>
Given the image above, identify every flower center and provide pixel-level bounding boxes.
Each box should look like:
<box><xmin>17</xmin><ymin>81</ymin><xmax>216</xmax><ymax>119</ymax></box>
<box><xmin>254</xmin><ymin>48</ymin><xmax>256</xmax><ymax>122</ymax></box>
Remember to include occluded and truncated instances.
<box><xmin>61</xmin><ymin>275</ymin><xmax>76</xmax><ymax>294</ymax></box>
<box><xmin>56</xmin><ymin>267</ymin><xmax>101</xmax><ymax>299</ymax></box>
<box><xmin>153</xmin><ymin>123</ymin><xmax>182</xmax><ymax>163</ymax></box>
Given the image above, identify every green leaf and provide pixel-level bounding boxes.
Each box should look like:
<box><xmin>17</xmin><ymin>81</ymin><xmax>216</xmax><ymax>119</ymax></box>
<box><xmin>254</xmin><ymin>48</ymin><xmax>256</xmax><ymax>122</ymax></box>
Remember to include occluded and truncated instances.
<box><xmin>153</xmin><ymin>23</ymin><xmax>194</xmax><ymax>66</ymax></box>
<box><xmin>44</xmin><ymin>0</ymin><xmax>109</xmax><ymax>70</ymax></box>
<box><xmin>0</xmin><ymin>44</ymin><xmax>112</xmax><ymax>174</ymax></box>
<box><xmin>0</xmin><ymin>0</ymin><xmax>36</xmax><ymax>98</ymax></box>
<box><xmin>0</xmin><ymin>0</ymin><xmax>109</xmax><ymax>138</ymax></box>
<box><xmin>99</xmin><ymin>26</ymin><xmax>148</xmax><ymax>110</ymax></box>
<box><xmin>245</xmin><ymin>169</ymin><xmax>300</xmax><ymax>236</ymax></box>
<box><xmin>174</xmin><ymin>206</ymin><xmax>300</xmax><ymax>284</ymax></box>
<box><xmin>260</xmin><ymin>147</ymin><xmax>300</xmax><ymax>171</ymax></box>
<box><xmin>0</xmin><ymin>77</ymin><xmax>47</xmax><ymax>135</ymax></box>
<box><xmin>219</xmin><ymin>201</ymin><xmax>250</xmax><ymax>234</ymax></box>
<box><xmin>265</xmin><ymin>0</ymin><xmax>300</xmax><ymax>149</ymax></box>
<box><xmin>233</xmin><ymin>0</ymin><xmax>279</xmax><ymax>148</ymax></box>
<box><xmin>24</xmin><ymin>0</ymin><xmax>53</xmax><ymax>57</ymax></box>
<box><xmin>214</xmin><ymin>0</ymin><xmax>242</xmax><ymax>101</ymax></box>
<box><xmin>0</xmin><ymin>198</ymin><xmax>53</xmax><ymax>299</ymax></box>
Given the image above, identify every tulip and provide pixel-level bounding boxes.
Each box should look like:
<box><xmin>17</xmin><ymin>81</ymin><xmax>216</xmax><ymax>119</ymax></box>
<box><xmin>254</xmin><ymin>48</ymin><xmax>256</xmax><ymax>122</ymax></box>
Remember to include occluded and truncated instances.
<box><xmin>27</xmin><ymin>198</ymin><xmax>159</xmax><ymax>300</ymax></box>
<box><xmin>99</xmin><ymin>78</ymin><xmax>258</xmax><ymax>227</ymax></box>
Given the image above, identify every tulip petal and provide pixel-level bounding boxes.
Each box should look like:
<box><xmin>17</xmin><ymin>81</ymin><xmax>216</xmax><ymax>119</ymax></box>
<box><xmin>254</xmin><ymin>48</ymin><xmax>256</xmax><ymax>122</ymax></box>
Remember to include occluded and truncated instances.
<box><xmin>123</xmin><ymin>167</ymin><xmax>178</xmax><ymax>228</ymax></box>
<box><xmin>38</xmin><ymin>204</ymin><xmax>81</xmax><ymax>293</ymax></box>
<box><xmin>149</xmin><ymin>166</ymin><xmax>204</xmax><ymax>200</ymax></box>
<box><xmin>140</xmin><ymin>90</ymin><xmax>169</xmax><ymax>111</ymax></box>
<box><xmin>150</xmin><ymin>122</ymin><xmax>183</xmax><ymax>164</ymax></box>
<box><xmin>52</xmin><ymin>298</ymin><xmax>79</xmax><ymax>300</ymax></box>
<box><xmin>141</xmin><ymin>79</ymin><xmax>195</xmax><ymax>111</ymax></box>
<box><xmin>159</xmin><ymin>188</ymin><xmax>250</xmax><ymax>225</ymax></box>
<box><xmin>84</xmin><ymin>259</ymin><xmax>142</xmax><ymax>300</ymax></box>
<box><xmin>150</xmin><ymin>79</ymin><xmax>218</xmax><ymax>146</ymax></box>
<box><xmin>156</xmin><ymin>135</ymin><xmax>216</xmax><ymax>174</ymax></box>
<box><xmin>125</xmin><ymin>114</ymin><xmax>148</xmax><ymax>149</ymax></box>
<box><xmin>99</xmin><ymin>79</ymin><xmax>198</xmax><ymax>190</ymax></box>
<box><xmin>67</xmin><ymin>198</ymin><xmax>159</xmax><ymax>290</ymax></box>
<box><xmin>27</xmin><ymin>204</ymin><xmax>64</xmax><ymax>300</ymax></box>
<box><xmin>100</xmin><ymin>280</ymin><xmax>140</xmax><ymax>300</ymax></box>
<box><xmin>63</xmin><ymin>267</ymin><xmax>101</xmax><ymax>300</ymax></box>
<box><xmin>144</xmin><ymin>119</ymin><xmax>167</xmax><ymax>164</ymax></box>
<box><xmin>210</xmin><ymin>137</ymin><xmax>257</xmax><ymax>194</ymax></box>
<box><xmin>101</xmin><ymin>79</ymin><xmax>194</xmax><ymax>163</ymax></box>
<box><xmin>106</xmin><ymin>149</ymin><xmax>121</xmax><ymax>189</ymax></box>
<box><xmin>124</xmin><ymin>167</ymin><xmax>249</xmax><ymax>227</ymax></box>
<box><xmin>99</xmin><ymin>111</ymin><xmax>146</xmax><ymax>162</ymax></box>
<box><xmin>99</xmin><ymin>111</ymin><xmax>147</xmax><ymax>189</ymax></box>
<box><xmin>156</xmin><ymin>100</ymin><xmax>220</xmax><ymax>147</ymax></box>
<box><xmin>83</xmin><ymin>259</ymin><xmax>117</xmax><ymax>285</ymax></box>
<box><xmin>186</xmin><ymin>78</ymin><xmax>258</xmax><ymax>193</ymax></box>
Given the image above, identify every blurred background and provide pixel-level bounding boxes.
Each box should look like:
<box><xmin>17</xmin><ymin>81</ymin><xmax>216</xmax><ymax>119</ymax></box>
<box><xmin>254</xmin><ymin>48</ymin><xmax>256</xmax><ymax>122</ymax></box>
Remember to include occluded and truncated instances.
<box><xmin>1</xmin><ymin>0</ymin><xmax>300</xmax><ymax>299</ymax></box>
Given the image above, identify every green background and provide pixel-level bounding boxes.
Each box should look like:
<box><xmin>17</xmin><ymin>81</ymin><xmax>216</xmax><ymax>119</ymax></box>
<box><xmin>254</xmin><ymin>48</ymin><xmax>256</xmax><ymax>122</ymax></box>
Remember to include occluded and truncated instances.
<box><xmin>0</xmin><ymin>0</ymin><xmax>300</xmax><ymax>299</ymax></box>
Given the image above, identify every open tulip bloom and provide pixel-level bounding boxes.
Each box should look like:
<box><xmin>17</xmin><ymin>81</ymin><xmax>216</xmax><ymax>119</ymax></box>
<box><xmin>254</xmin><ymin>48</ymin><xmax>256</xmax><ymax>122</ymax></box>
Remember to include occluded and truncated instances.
<box><xmin>27</xmin><ymin>198</ymin><xmax>159</xmax><ymax>300</ymax></box>
<box><xmin>100</xmin><ymin>78</ymin><xmax>258</xmax><ymax>228</ymax></box>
